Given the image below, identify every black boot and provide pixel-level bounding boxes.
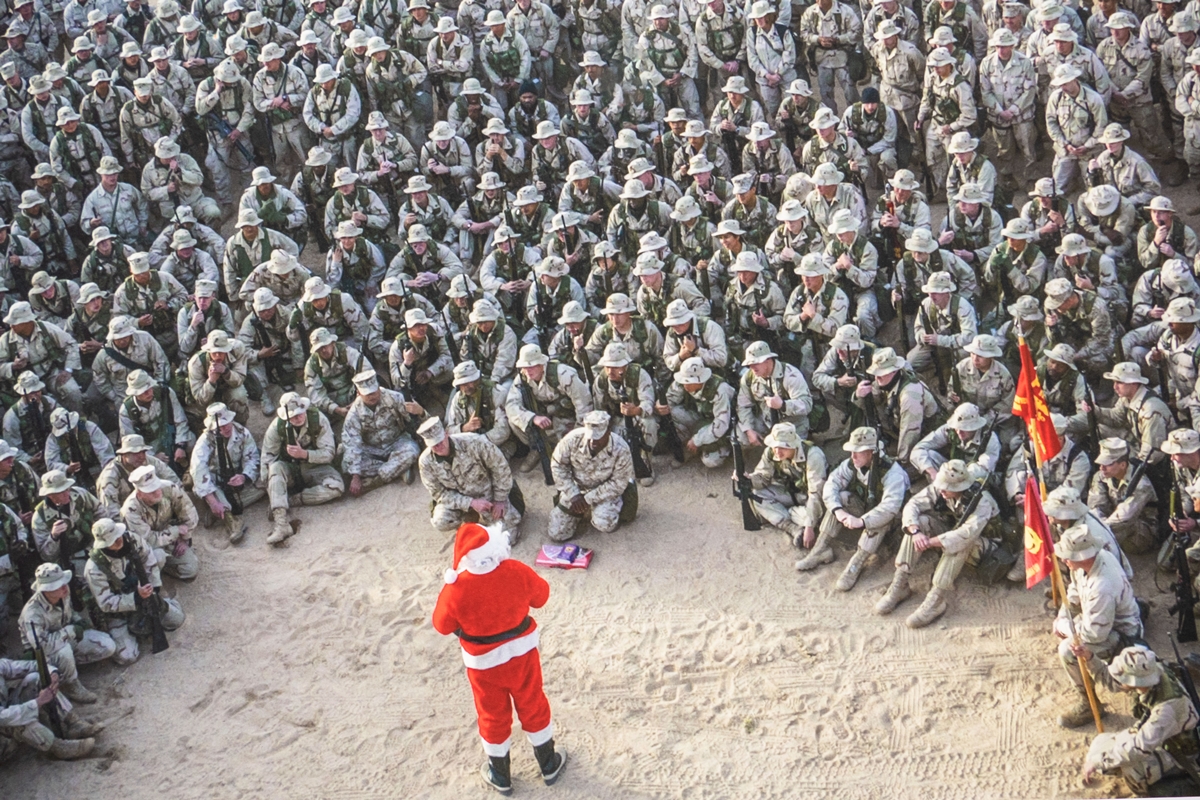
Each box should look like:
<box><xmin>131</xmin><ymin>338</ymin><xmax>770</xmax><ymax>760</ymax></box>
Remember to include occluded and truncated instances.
<box><xmin>481</xmin><ymin>754</ymin><xmax>512</xmax><ymax>794</ymax></box>
<box><xmin>533</xmin><ymin>739</ymin><xmax>567</xmax><ymax>785</ymax></box>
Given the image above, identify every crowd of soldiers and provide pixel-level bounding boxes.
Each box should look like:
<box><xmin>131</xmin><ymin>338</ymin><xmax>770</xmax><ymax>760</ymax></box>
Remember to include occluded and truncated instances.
<box><xmin>0</xmin><ymin>0</ymin><xmax>1195</xmax><ymax>789</ymax></box>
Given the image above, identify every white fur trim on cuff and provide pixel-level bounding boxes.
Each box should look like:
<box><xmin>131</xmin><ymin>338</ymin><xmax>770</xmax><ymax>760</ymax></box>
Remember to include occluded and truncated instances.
<box><xmin>482</xmin><ymin>736</ymin><xmax>512</xmax><ymax>757</ymax></box>
<box><xmin>526</xmin><ymin>722</ymin><xmax>554</xmax><ymax>747</ymax></box>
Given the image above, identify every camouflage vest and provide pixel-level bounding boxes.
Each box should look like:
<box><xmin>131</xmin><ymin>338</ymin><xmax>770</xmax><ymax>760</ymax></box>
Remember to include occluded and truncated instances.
<box><xmin>122</xmin><ymin>385</ymin><xmax>173</xmax><ymax>452</ymax></box>
<box><xmin>273</xmin><ymin>408</ymin><xmax>323</xmax><ymax>463</ymax></box>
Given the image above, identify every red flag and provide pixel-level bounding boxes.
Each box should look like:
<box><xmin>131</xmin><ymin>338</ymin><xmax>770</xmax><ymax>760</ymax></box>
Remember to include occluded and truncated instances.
<box><xmin>1024</xmin><ymin>476</ymin><xmax>1054</xmax><ymax>589</ymax></box>
<box><xmin>1011</xmin><ymin>337</ymin><xmax>1062</xmax><ymax>463</ymax></box>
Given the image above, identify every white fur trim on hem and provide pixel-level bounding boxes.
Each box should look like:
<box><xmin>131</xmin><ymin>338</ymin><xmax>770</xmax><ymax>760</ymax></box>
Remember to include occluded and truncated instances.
<box><xmin>526</xmin><ymin>722</ymin><xmax>554</xmax><ymax>746</ymax></box>
<box><xmin>481</xmin><ymin>736</ymin><xmax>512</xmax><ymax>757</ymax></box>
<box><xmin>461</xmin><ymin>629</ymin><xmax>539</xmax><ymax>670</ymax></box>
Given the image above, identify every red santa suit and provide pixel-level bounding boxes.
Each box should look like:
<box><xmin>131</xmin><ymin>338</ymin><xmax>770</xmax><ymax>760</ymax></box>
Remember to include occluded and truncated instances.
<box><xmin>432</xmin><ymin>522</ymin><xmax>555</xmax><ymax>758</ymax></box>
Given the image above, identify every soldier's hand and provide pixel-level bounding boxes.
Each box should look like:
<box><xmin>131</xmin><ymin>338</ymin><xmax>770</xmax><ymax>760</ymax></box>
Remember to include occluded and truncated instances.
<box><xmin>568</xmin><ymin>494</ymin><xmax>589</xmax><ymax>515</ymax></box>
<box><xmin>855</xmin><ymin>380</ymin><xmax>873</xmax><ymax>398</ymax></box>
<box><xmin>35</xmin><ymin>675</ymin><xmax>59</xmax><ymax>707</ymax></box>
<box><xmin>800</xmin><ymin>299</ymin><xmax>816</xmax><ymax>321</ymax></box>
<box><xmin>1174</xmin><ymin>517</ymin><xmax>1198</xmax><ymax>533</ymax></box>
<box><xmin>836</xmin><ymin>374</ymin><xmax>857</xmax><ymax>388</ymax></box>
<box><xmin>405</xmin><ymin>401</ymin><xmax>425</xmax><ymax>415</ymax></box>
<box><xmin>802</xmin><ymin>526</ymin><xmax>815</xmax><ymax>549</ymax></box>
<box><xmin>840</xmin><ymin>512</ymin><xmax>864</xmax><ymax>530</ymax></box>
<box><xmin>7</xmin><ymin>254</ymin><xmax>16</xmax><ymax>266</ymax></box>
<box><xmin>349</xmin><ymin>474</ymin><xmax>363</xmax><ymax>497</ymax></box>
<box><xmin>404</xmin><ymin>212</ymin><xmax>417</xmax><ymax>226</ymax></box>
<box><xmin>745</xmin><ymin>429</ymin><xmax>762</xmax><ymax>446</ymax></box>
<box><xmin>259</xmin><ymin>344</ymin><xmax>280</xmax><ymax>359</ymax></box>
<box><xmin>335</xmin><ymin>406</ymin><xmax>349</xmax><ymax>417</ymax></box>
<box><xmin>66</xmin><ymin>461</ymin><xmax>81</xmax><ymax>475</ymax></box>
<box><xmin>752</xmin><ymin>309</ymin><xmax>768</xmax><ymax>327</ymax></box>
<box><xmin>925</xmin><ymin>467</ymin><xmax>938</xmax><ymax>482</ymax></box>
<box><xmin>191</xmin><ymin>310</ymin><xmax>205</xmax><ymax>328</ymax></box>
<box><xmin>1159</xmin><ymin>242</ymin><xmax>1176</xmax><ymax>257</ymax></box>
<box><xmin>947</xmin><ymin>391</ymin><xmax>960</xmax><ymax>404</ymax></box>
<box><xmin>654</xmin><ymin>402</ymin><xmax>671</xmax><ymax>416</ymax></box>
<box><xmin>620</xmin><ymin>401</ymin><xmax>640</xmax><ymax>416</ymax></box>
<box><xmin>1048</xmin><ymin>211</ymin><xmax>1065</xmax><ymax>227</ymax></box>
<box><xmin>137</xmin><ymin>583</ymin><xmax>154</xmax><ymax>598</ymax></box>
<box><xmin>1148</xmin><ymin>348</ymin><xmax>1163</xmax><ymax>364</ymax></box>
<box><xmin>1078</xmin><ymin>399</ymin><xmax>1090</xmax><ymax>414</ymax></box>
<box><xmin>1149</xmin><ymin>306</ymin><xmax>1165</xmax><ymax>320</ymax></box>
<box><xmin>469</xmin><ymin>497</ymin><xmax>493</xmax><ymax>516</ymax></box>
<box><xmin>227</xmin><ymin>473</ymin><xmax>246</xmax><ymax>487</ymax></box>
<box><xmin>205</xmin><ymin>493</ymin><xmax>226</xmax><ymax>518</ymax></box>
<box><xmin>19</xmin><ymin>511</ymin><xmax>32</xmax><ymax>525</ymax></box>
<box><xmin>533</xmin><ymin>415</ymin><xmax>552</xmax><ymax>429</ymax></box>
<box><xmin>490</xmin><ymin>500</ymin><xmax>507</xmax><ymax>520</ymax></box>
<box><xmin>921</xmin><ymin>333</ymin><xmax>937</xmax><ymax>346</ymax></box>
<box><xmin>685</xmin><ymin>439</ymin><xmax>698</xmax><ymax>454</ymax></box>
<box><xmin>402</xmin><ymin>346</ymin><xmax>417</xmax><ymax>366</ymax></box>
<box><xmin>766</xmin><ymin>395</ymin><xmax>784</xmax><ymax>410</ymax></box>
<box><xmin>50</xmin><ymin>519</ymin><xmax>68</xmax><ymax>539</ymax></box>
<box><xmin>1083</xmin><ymin>764</ymin><xmax>1100</xmax><ymax>785</ymax></box>
<box><xmin>1070</xmin><ymin>642</ymin><xmax>1093</xmax><ymax>661</ymax></box>
<box><xmin>463</xmin><ymin>414</ymin><xmax>483</xmax><ymax>432</ymax></box>
<box><xmin>912</xmin><ymin>532</ymin><xmax>931</xmax><ymax>551</ymax></box>
<box><xmin>285</xmin><ymin>444</ymin><xmax>308</xmax><ymax>460</ymax></box>
<box><xmin>953</xmin><ymin>249</ymin><xmax>973</xmax><ymax>262</ymax></box>
<box><xmin>937</xmin><ymin>230</ymin><xmax>954</xmax><ymax>246</ymax></box>
<box><xmin>679</xmin><ymin>336</ymin><xmax>697</xmax><ymax>356</ymax></box>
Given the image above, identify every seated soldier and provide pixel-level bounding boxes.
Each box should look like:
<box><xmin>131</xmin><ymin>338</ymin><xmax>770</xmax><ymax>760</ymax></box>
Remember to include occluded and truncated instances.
<box><xmin>657</xmin><ymin>356</ymin><xmax>736</xmax><ymax>468</ymax></box>
<box><xmin>812</xmin><ymin>323</ymin><xmax>878</xmax><ymax>436</ymax></box>
<box><xmin>505</xmin><ymin>343</ymin><xmax>593</xmax><ymax>473</ymax></box>
<box><xmin>84</xmin><ymin>517</ymin><xmax>185</xmax><ymax>666</ymax></box>
<box><xmin>260</xmin><ymin>392</ymin><xmax>344</xmax><ymax>545</ymax></box>
<box><xmin>591</xmin><ymin>341</ymin><xmax>658</xmax><ymax>487</ymax></box>
<box><xmin>189</xmin><ymin>402</ymin><xmax>265</xmax><ymax>545</ymax></box>
<box><xmin>304</xmin><ymin>326</ymin><xmax>368</xmax><ymax>432</ymax></box>
<box><xmin>237</xmin><ymin>288</ymin><xmax>299</xmax><ymax>416</ymax></box>
<box><xmin>186</xmin><ymin>329</ymin><xmax>250</xmax><ymax>423</ymax></box>
<box><xmin>0</xmin><ymin>301</ymin><xmax>83</xmax><ymax>412</ymax></box>
<box><xmin>799</xmin><ymin>426</ymin><xmax>909</xmax><ymax>591</ymax></box>
<box><xmin>3</xmin><ymin>371</ymin><xmax>59</xmax><ymax>471</ymax></box>
<box><xmin>341</xmin><ymin>369</ymin><xmax>422</xmax><ymax>496</ymax></box>
<box><xmin>1083</xmin><ymin>647</ymin><xmax>1200</xmax><ymax>795</ymax></box>
<box><xmin>853</xmin><ymin>347</ymin><xmax>939</xmax><ymax>462</ymax></box>
<box><xmin>907</xmin><ymin>270</ymin><xmax>978</xmax><ymax>378</ymax></box>
<box><xmin>910</xmin><ymin>402</ymin><xmax>1001</xmax><ymax>484</ymax></box>
<box><xmin>416</xmin><ymin>416</ymin><xmax>523</xmax><ymax>534</ymax></box>
<box><xmin>877</xmin><ymin>459</ymin><xmax>1002</xmax><ymax>627</ymax></box>
<box><xmin>746</xmin><ymin>421</ymin><xmax>827</xmax><ymax>548</ymax></box>
<box><xmin>44</xmin><ymin>407</ymin><xmax>113</xmax><ymax>488</ymax></box>
<box><xmin>737</xmin><ymin>339</ymin><xmax>812</xmax><ymax>444</ymax></box>
<box><xmin>389</xmin><ymin>307</ymin><xmax>454</xmax><ymax>407</ymax></box>
<box><xmin>0</xmin><ymin>652</ymin><xmax>98</xmax><ymax>761</ymax></box>
<box><xmin>1087</xmin><ymin>437</ymin><xmax>1158</xmax><ymax>555</ymax></box>
<box><xmin>121</xmin><ymin>463</ymin><xmax>199</xmax><ymax>581</ymax></box>
<box><xmin>546</xmin><ymin>410</ymin><xmax>636</xmax><ymax>542</ymax></box>
<box><xmin>445</xmin><ymin>359</ymin><xmax>511</xmax><ymax>450</ymax></box>
<box><xmin>119</xmin><ymin>368</ymin><xmax>190</xmax><ymax>474</ymax></box>
<box><xmin>175</xmin><ymin>279</ymin><xmax>235</xmax><ymax>361</ymax></box>
<box><xmin>95</xmin><ymin>434</ymin><xmax>181</xmax><ymax>518</ymax></box>
<box><xmin>31</xmin><ymin>469</ymin><xmax>103</xmax><ymax>587</ymax></box>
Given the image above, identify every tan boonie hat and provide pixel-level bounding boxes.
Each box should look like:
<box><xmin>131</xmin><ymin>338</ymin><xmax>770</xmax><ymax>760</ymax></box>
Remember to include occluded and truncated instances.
<box><xmin>1050</xmin><ymin>63</ymin><xmax>1082</xmax><ymax>86</ymax></box>
<box><xmin>830</xmin><ymin>324</ymin><xmax>863</xmax><ymax>349</ymax></box>
<box><xmin>827</xmin><ymin>208</ymin><xmax>859</xmax><ymax>235</ymax></box>
<box><xmin>278</xmin><ymin>391</ymin><xmax>311</xmax><ymax>420</ymax></box>
<box><xmin>921</xmin><ymin>271</ymin><xmax>956</xmax><ymax>294</ymax></box>
<box><xmin>1002</xmin><ymin>218</ymin><xmax>1033</xmax><ymax>240</ymax></box>
<box><xmin>598</xmin><ymin>341</ymin><xmax>632</xmax><ymax>368</ymax></box>
<box><xmin>1164</xmin><ymin>296</ymin><xmax>1200</xmax><ymax>323</ymax></box>
<box><xmin>1042</xmin><ymin>277</ymin><xmax>1075</xmax><ymax>310</ymax></box>
<box><xmin>777</xmin><ymin>199</ymin><xmax>807</xmax><ymax>222</ymax></box>
<box><xmin>92</xmin><ymin>518</ymin><xmax>127</xmax><ymax>548</ymax></box>
<box><xmin>1095</xmin><ymin>437</ymin><xmax>1129</xmax><ymax>465</ymax></box>
<box><xmin>48</xmin><ymin>407</ymin><xmax>78</xmax><ymax>435</ymax></box>
<box><xmin>39</xmin><ymin>468</ymin><xmax>75</xmax><ymax>496</ymax></box>
<box><xmin>934</xmin><ymin>459</ymin><xmax>974</xmax><ymax>492</ymax></box>
<box><xmin>632</xmin><ymin>252</ymin><xmax>664</xmax><ymax>276</ymax></box>
<box><xmin>206</xmin><ymin>401</ymin><xmax>235</xmax><ymax>427</ymax></box>
<box><xmin>891</xmin><ymin>169</ymin><xmax>920</xmax><ymax>191</ymax></box>
<box><xmin>404</xmin><ymin>307</ymin><xmax>432</xmax><ymax>326</ymax></box>
<box><xmin>905</xmin><ymin>227</ymin><xmax>938</xmax><ymax>253</ymax></box>
<box><xmin>1042</xmin><ymin>485</ymin><xmax>1087</xmax><ymax>520</ymax></box>
<box><xmin>674</xmin><ymin>356</ymin><xmax>712</xmax><ymax>386</ymax></box>
<box><xmin>4</xmin><ymin>301</ymin><xmax>35</xmax><ymax>325</ymax></box>
<box><xmin>602</xmin><ymin>292</ymin><xmax>636</xmax><ymax>315</ymax></box>
<box><xmin>954</xmin><ymin>182</ymin><xmax>988</xmax><ymax>204</ymax></box>
<box><xmin>534</xmin><ymin>256</ymin><xmax>569</xmax><ymax>277</ymax></box>
<box><xmin>204</xmin><ymin>329</ymin><xmax>235</xmax><ymax>353</ymax></box>
<box><xmin>715</xmin><ymin>219</ymin><xmax>746</xmax><ymax>237</ymax></box>
<box><xmin>963</xmin><ymin>334</ymin><xmax>1003</xmax><ymax>359</ymax></box>
<box><xmin>764</xmin><ymin>421</ymin><xmax>802</xmax><ymax>450</ymax></box>
<box><xmin>866</xmin><ymin>346</ymin><xmax>906</xmax><ymax>376</ymax></box>
<box><xmin>107</xmin><ymin>315</ymin><xmax>138</xmax><ymax>340</ymax></box>
<box><xmin>125</xmin><ymin>369</ymin><xmax>157</xmax><ymax>396</ymax></box>
<box><xmin>352</xmin><ymin>370</ymin><xmax>380</xmax><ymax>394</ymax></box>
<box><xmin>843</xmin><ymin>426</ymin><xmax>879</xmax><ymax>452</ymax></box>
<box><xmin>582</xmin><ymin>410</ymin><xmax>610</xmax><ymax>439</ymax></box>
<box><xmin>662</xmin><ymin>298</ymin><xmax>694</xmax><ymax>327</ymax></box>
<box><xmin>171</xmin><ymin>228</ymin><xmax>197</xmax><ymax>250</ymax></box>
<box><xmin>34</xmin><ymin>562</ymin><xmax>72</xmax><ymax>592</ymax></box>
<box><xmin>78</xmin><ymin>283</ymin><xmax>106</xmax><ymax>304</ymax></box>
<box><xmin>335</xmin><ymin>220</ymin><xmax>363</xmax><ymax>239</ymax></box>
<box><xmin>468</xmin><ymin>299</ymin><xmax>500</xmax><ymax>323</ymax></box>
<box><xmin>268</xmin><ymin>250</ymin><xmax>297</xmax><ymax>274</ymax></box>
<box><xmin>1054</xmin><ymin>521</ymin><xmax>1099</xmax><ymax>561</ymax></box>
<box><xmin>742</xmin><ymin>340</ymin><xmax>777</xmax><ymax>366</ymax></box>
<box><xmin>557</xmin><ymin>300</ymin><xmax>588</xmax><ymax>325</ymax></box>
<box><xmin>1084</xmin><ymin>184</ymin><xmax>1121</xmax><ymax>216</ymax></box>
<box><xmin>733</xmin><ymin>250</ymin><xmax>763</xmax><ymax>273</ymax></box>
<box><xmin>1044</xmin><ymin>342</ymin><xmax>1076</xmax><ymax>364</ymax></box>
<box><xmin>812</xmin><ymin>162</ymin><xmax>843</xmax><ymax>186</ymax></box>
<box><xmin>796</xmin><ymin>253</ymin><xmax>830</xmax><ymax>278</ymax></box>
<box><xmin>946</xmin><ymin>131</ymin><xmax>978</xmax><ymax>154</ymax></box>
<box><xmin>809</xmin><ymin>106</ymin><xmax>839</xmax><ymax>131</ymax></box>
<box><xmin>1103</xmin><ymin>361</ymin><xmax>1148</xmax><ymax>385</ymax></box>
<box><xmin>1097</xmin><ymin>123</ymin><xmax>1130</xmax><ymax>144</ymax></box>
<box><xmin>1109</xmin><ymin>646</ymin><xmax>1162</xmax><ymax>688</ymax></box>
<box><xmin>516</xmin><ymin>343</ymin><xmax>549</xmax><ymax>368</ymax></box>
<box><xmin>452</xmin><ymin>359</ymin><xmax>482</xmax><ymax>386</ymax></box>
<box><xmin>302</xmin><ymin>276</ymin><xmax>332</xmax><ymax>301</ymax></box>
<box><xmin>1163</xmin><ymin>428</ymin><xmax>1200</xmax><ymax>455</ymax></box>
<box><xmin>947</xmin><ymin>402</ymin><xmax>986</xmax><ymax>431</ymax></box>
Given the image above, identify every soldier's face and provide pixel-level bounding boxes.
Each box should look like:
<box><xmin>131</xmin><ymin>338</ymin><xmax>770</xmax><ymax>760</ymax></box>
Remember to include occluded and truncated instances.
<box><xmin>1112</xmin><ymin>27</ymin><xmax>1130</xmax><ymax>44</ymax></box>
<box><xmin>114</xmin><ymin>334</ymin><xmax>133</xmax><ymax>349</ymax></box>
<box><xmin>12</xmin><ymin>321</ymin><xmax>34</xmax><ymax>337</ymax></box>
<box><xmin>49</xmin><ymin>489</ymin><xmax>71</xmax><ymax>505</ymax></box>
<box><xmin>1046</xmin><ymin>359</ymin><xmax>1066</xmax><ymax>378</ymax></box>
<box><xmin>609</xmin><ymin>311</ymin><xmax>632</xmax><ymax>328</ymax></box>
<box><xmin>101</xmin><ymin>173</ymin><xmax>118</xmax><ymax>190</ymax></box>
<box><xmin>801</xmin><ymin>274</ymin><xmax>823</xmax><ymax>293</ymax></box>
<box><xmin>121</xmin><ymin>452</ymin><xmax>147</xmax><ymax>469</ymax></box>
<box><xmin>818</xmin><ymin>183</ymin><xmax>836</xmax><ymax>199</ymax></box>
<box><xmin>971</xmin><ymin>354</ymin><xmax>992</xmax><ymax>372</ymax></box>
<box><xmin>1182</xmin><ymin>31</ymin><xmax>1197</xmax><ymax>46</ymax></box>
<box><xmin>371</xmin><ymin>127</ymin><xmax>387</xmax><ymax>142</ymax></box>
<box><xmin>1099</xmin><ymin>459</ymin><xmax>1128</xmax><ymax>479</ymax></box>
<box><xmin>85</xmin><ymin>297</ymin><xmax>104</xmax><ymax>314</ymax></box>
<box><xmin>1159</xmin><ymin>1</ymin><xmax>1175</xmax><ymax>15</ymax></box>
<box><xmin>654</xmin><ymin>18</ymin><xmax>669</xmax><ymax>31</ymax></box>
<box><xmin>0</xmin><ymin>456</ymin><xmax>12</xmax><ymax>479</ymax></box>
<box><xmin>818</xmin><ymin>125</ymin><xmax>836</xmax><ymax>143</ymax></box>
<box><xmin>312</xmin><ymin>296</ymin><xmax>329</xmax><ymax>311</ymax></box>
<box><xmin>40</xmin><ymin>284</ymin><xmax>56</xmax><ymax>300</ymax></box>
<box><xmin>317</xmin><ymin>343</ymin><xmax>335</xmax><ymax>360</ymax></box>
<box><xmin>521</xmin><ymin>365</ymin><xmax>545</xmax><ymax>382</ymax></box>
<box><xmin>1152</xmin><ymin>210</ymin><xmax>1173</xmax><ymax>227</ymax></box>
<box><xmin>1171</xmin><ymin>322</ymin><xmax>1195</xmax><ymax>338</ymax></box>
<box><xmin>410</xmin><ymin>323</ymin><xmax>428</xmax><ymax>342</ymax></box>
<box><xmin>1056</xmin><ymin>40</ymin><xmax>1074</xmax><ymax>55</ymax></box>
<box><xmin>585</xmin><ymin>64</ymin><xmax>602</xmax><ymax>79</ymax></box>
<box><xmin>850</xmin><ymin>450</ymin><xmax>874</xmax><ymax>469</ymax></box>
<box><xmin>958</xmin><ymin>201</ymin><xmax>981</xmax><ymax>217</ymax></box>
<box><xmin>136</xmin><ymin>387</ymin><xmax>155</xmax><ymax>404</ymax></box>
<box><xmin>410</xmin><ymin>241</ymin><xmax>428</xmax><ymax>255</ymax></box>
<box><xmin>640</xmin><ymin>271</ymin><xmax>663</xmax><ymax>289</ymax></box>
<box><xmin>154</xmin><ymin>59</ymin><xmax>169</xmax><ymax>72</ymax></box>
<box><xmin>133</xmin><ymin>271</ymin><xmax>152</xmax><ymax>286</ymax></box>
<box><xmin>605</xmin><ymin>365</ymin><xmax>626</xmax><ymax>382</ymax></box>
<box><xmin>1174</xmin><ymin>451</ymin><xmax>1200</xmax><ymax>469</ymax></box>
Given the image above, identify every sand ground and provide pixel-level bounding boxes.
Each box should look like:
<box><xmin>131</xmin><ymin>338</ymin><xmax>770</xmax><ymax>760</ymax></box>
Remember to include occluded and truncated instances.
<box><xmin>5</xmin><ymin>141</ymin><xmax>1200</xmax><ymax>800</ymax></box>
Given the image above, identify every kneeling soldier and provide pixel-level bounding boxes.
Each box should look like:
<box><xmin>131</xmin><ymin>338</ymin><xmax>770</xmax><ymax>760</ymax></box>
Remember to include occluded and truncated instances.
<box><xmin>342</xmin><ymin>369</ymin><xmax>422</xmax><ymax>496</ymax></box>
<box><xmin>121</xmin><ymin>464</ymin><xmax>199</xmax><ymax>581</ymax></box>
<box><xmin>547</xmin><ymin>410</ymin><xmax>636</xmax><ymax>542</ymax></box>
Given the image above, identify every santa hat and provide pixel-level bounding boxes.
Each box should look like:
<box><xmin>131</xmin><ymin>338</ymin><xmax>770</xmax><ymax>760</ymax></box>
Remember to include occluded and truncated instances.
<box><xmin>444</xmin><ymin>522</ymin><xmax>512</xmax><ymax>584</ymax></box>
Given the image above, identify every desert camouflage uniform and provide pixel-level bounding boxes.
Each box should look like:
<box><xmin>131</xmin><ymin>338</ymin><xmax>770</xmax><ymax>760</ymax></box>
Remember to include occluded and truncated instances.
<box><xmin>418</xmin><ymin>430</ymin><xmax>521</xmax><ymax>529</ymax></box>
<box><xmin>0</xmin><ymin>321</ymin><xmax>82</xmax><ymax>411</ymax></box>
<box><xmin>261</xmin><ymin>405</ymin><xmax>344</xmax><ymax>510</ymax></box>
<box><xmin>89</xmin><ymin>331</ymin><xmax>171</xmax><ymax>407</ymax></box>
<box><xmin>81</xmin><ymin>182</ymin><xmax>149</xmax><ymax>246</ymax></box>
<box><xmin>118</xmin><ymin>95</ymin><xmax>182</xmax><ymax>167</ymax></box>
<box><xmin>737</xmin><ymin>358</ymin><xmax>812</xmax><ymax>441</ymax></box>
<box><xmin>186</xmin><ymin>343</ymin><xmax>250</xmax><ymax>420</ymax></box>
<box><xmin>547</xmin><ymin>425</ymin><xmax>634</xmax><ymax>540</ymax></box>
<box><xmin>897</xmin><ymin>482</ymin><xmax>1000</xmax><ymax>590</ymax></box>
<box><xmin>341</xmin><ymin>387</ymin><xmax>420</xmax><ymax>487</ymax></box>
<box><xmin>189</xmin><ymin>421</ymin><xmax>266</xmax><ymax>515</ymax></box>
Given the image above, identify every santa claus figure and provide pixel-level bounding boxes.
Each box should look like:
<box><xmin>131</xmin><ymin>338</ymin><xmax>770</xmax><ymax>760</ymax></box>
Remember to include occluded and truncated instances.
<box><xmin>432</xmin><ymin>521</ymin><xmax>567</xmax><ymax>793</ymax></box>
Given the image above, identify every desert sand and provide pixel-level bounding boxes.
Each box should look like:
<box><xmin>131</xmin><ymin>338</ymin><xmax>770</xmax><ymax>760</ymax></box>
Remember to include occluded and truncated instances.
<box><xmin>3</xmin><ymin>166</ymin><xmax>1193</xmax><ymax>800</ymax></box>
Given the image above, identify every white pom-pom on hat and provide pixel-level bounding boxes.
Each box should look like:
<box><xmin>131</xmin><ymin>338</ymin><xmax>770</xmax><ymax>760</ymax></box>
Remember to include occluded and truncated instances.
<box><xmin>444</xmin><ymin>568</ymin><xmax>460</xmax><ymax>584</ymax></box>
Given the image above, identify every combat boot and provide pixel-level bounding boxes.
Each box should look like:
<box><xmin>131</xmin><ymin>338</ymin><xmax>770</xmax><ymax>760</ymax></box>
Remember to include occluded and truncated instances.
<box><xmin>533</xmin><ymin>739</ymin><xmax>568</xmax><ymax>785</ymax></box>
<box><xmin>226</xmin><ymin>513</ymin><xmax>246</xmax><ymax>544</ymax></box>
<box><xmin>875</xmin><ymin>570</ymin><xmax>913</xmax><ymax>615</ymax></box>
<box><xmin>795</xmin><ymin>545</ymin><xmax>834</xmax><ymax>571</ymax></box>
<box><xmin>905</xmin><ymin>589</ymin><xmax>948</xmax><ymax>628</ymax></box>
<box><xmin>403</xmin><ymin>466</ymin><xmax>416</xmax><ymax>485</ymax></box>
<box><xmin>48</xmin><ymin>737</ymin><xmax>94</xmax><ymax>760</ymax></box>
<box><xmin>1058</xmin><ymin>687</ymin><xmax>1105</xmax><ymax>728</ymax></box>
<box><xmin>480</xmin><ymin>754</ymin><xmax>512</xmax><ymax>794</ymax></box>
<box><xmin>835</xmin><ymin>547</ymin><xmax>871</xmax><ymax>591</ymax></box>
<box><xmin>60</xmin><ymin>679</ymin><xmax>97</xmax><ymax>704</ymax></box>
<box><xmin>266</xmin><ymin>508</ymin><xmax>292</xmax><ymax>545</ymax></box>
<box><xmin>63</xmin><ymin>712</ymin><xmax>104</xmax><ymax>738</ymax></box>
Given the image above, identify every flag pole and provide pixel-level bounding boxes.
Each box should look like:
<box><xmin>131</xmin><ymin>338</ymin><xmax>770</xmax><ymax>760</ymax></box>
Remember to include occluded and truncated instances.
<box><xmin>1017</xmin><ymin>331</ymin><xmax>1063</xmax><ymax>606</ymax></box>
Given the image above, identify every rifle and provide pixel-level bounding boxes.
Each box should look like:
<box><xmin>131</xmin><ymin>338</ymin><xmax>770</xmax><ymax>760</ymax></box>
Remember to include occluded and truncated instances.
<box><xmin>533</xmin><ymin>285</ymin><xmax>554</xmax><ymax>351</ymax></box>
<box><xmin>28</xmin><ymin>624</ymin><xmax>64</xmax><ymax>738</ymax></box>
<box><xmin>250</xmin><ymin>314</ymin><xmax>291</xmax><ymax>388</ymax></box>
<box><xmin>205</xmin><ymin>111</ymin><xmax>255</xmax><ymax>163</ymax></box>
<box><xmin>444</xmin><ymin>325</ymin><xmax>461</xmax><ymax>367</ymax></box>
<box><xmin>655</xmin><ymin>381</ymin><xmax>685</xmax><ymax>463</ymax></box>
<box><xmin>1167</xmin><ymin>633</ymin><xmax>1200</xmax><ymax>789</ymax></box>
<box><xmin>730</xmin><ymin>425</ymin><xmax>761</xmax><ymax>531</ymax></box>
<box><xmin>951</xmin><ymin>476</ymin><xmax>988</xmax><ymax>528</ymax></box>
<box><xmin>129</xmin><ymin>538</ymin><xmax>169</xmax><ymax>654</ymax></box>
<box><xmin>1156</xmin><ymin>345</ymin><xmax>1182</xmax><ymax>423</ymax></box>
<box><xmin>616</xmin><ymin>382</ymin><xmax>652</xmax><ymax>480</ymax></box>
<box><xmin>918</xmin><ymin>304</ymin><xmax>948</xmax><ymax>395</ymax></box>
<box><xmin>1169</xmin><ymin>469</ymin><xmax>1198</xmax><ymax>643</ymax></box>
<box><xmin>516</xmin><ymin>379</ymin><xmax>554</xmax><ymax>486</ymax></box>
<box><xmin>851</xmin><ymin>368</ymin><xmax>882</xmax><ymax>432</ymax></box>
<box><xmin>1085</xmin><ymin>384</ymin><xmax>1101</xmax><ymax>462</ymax></box>
<box><xmin>1117</xmin><ymin>457</ymin><xmax>1149</xmax><ymax>505</ymax></box>
<box><xmin>65</xmin><ymin>426</ymin><xmax>95</xmax><ymax>492</ymax></box>
<box><xmin>298</xmin><ymin>171</ymin><xmax>332</xmax><ymax>253</ymax></box>
<box><xmin>215</xmin><ymin>431</ymin><xmax>244</xmax><ymax>515</ymax></box>
<box><xmin>575</xmin><ymin>340</ymin><xmax>595</xmax><ymax>387</ymax></box>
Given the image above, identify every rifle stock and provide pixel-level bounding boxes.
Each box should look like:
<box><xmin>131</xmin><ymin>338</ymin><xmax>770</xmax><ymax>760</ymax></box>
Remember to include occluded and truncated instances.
<box><xmin>730</xmin><ymin>426</ymin><xmax>761</xmax><ymax>531</ymax></box>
